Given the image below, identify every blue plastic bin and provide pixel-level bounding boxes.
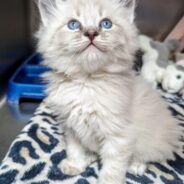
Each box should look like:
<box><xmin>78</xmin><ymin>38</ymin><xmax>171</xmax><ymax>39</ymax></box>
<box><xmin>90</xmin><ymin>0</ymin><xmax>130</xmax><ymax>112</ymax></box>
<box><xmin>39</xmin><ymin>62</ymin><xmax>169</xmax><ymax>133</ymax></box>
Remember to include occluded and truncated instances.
<box><xmin>7</xmin><ymin>53</ymin><xmax>49</xmax><ymax>104</ymax></box>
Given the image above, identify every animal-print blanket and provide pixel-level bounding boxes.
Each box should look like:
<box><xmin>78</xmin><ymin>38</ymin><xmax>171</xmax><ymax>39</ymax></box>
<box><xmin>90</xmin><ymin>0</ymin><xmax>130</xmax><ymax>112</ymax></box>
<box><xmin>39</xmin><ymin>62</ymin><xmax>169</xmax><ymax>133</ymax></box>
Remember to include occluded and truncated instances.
<box><xmin>0</xmin><ymin>90</ymin><xmax>184</xmax><ymax>184</ymax></box>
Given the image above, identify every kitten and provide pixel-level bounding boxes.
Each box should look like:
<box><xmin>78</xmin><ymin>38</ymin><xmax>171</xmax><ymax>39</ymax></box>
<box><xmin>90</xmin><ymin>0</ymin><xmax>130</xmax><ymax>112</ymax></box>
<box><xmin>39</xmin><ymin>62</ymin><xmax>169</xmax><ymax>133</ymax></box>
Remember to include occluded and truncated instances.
<box><xmin>37</xmin><ymin>0</ymin><xmax>180</xmax><ymax>183</ymax></box>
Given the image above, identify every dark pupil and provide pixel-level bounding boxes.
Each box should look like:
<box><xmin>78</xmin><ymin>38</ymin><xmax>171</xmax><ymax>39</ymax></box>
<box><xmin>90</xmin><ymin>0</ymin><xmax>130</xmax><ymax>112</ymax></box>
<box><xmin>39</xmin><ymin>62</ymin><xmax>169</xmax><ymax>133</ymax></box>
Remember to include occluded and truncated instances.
<box><xmin>104</xmin><ymin>21</ymin><xmax>108</xmax><ymax>26</ymax></box>
<box><xmin>176</xmin><ymin>75</ymin><xmax>181</xmax><ymax>79</ymax></box>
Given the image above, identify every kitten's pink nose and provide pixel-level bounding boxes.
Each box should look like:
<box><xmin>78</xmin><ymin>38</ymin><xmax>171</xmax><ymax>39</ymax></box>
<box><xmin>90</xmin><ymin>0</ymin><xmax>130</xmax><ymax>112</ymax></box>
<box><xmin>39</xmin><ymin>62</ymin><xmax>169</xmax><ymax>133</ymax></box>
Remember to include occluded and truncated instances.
<box><xmin>84</xmin><ymin>31</ymin><xmax>99</xmax><ymax>41</ymax></box>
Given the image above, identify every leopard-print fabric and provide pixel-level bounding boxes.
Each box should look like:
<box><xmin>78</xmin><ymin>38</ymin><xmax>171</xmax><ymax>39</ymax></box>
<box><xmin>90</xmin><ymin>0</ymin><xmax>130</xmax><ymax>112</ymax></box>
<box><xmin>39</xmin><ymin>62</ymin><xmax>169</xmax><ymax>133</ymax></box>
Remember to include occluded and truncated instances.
<box><xmin>0</xmin><ymin>90</ymin><xmax>184</xmax><ymax>184</ymax></box>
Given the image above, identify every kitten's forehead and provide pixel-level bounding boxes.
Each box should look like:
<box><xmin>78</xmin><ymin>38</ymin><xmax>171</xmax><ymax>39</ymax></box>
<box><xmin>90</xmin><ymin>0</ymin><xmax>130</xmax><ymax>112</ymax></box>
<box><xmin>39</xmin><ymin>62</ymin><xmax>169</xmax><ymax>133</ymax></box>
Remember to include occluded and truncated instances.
<box><xmin>38</xmin><ymin>0</ymin><xmax>135</xmax><ymax>27</ymax></box>
<box><xmin>74</xmin><ymin>0</ymin><xmax>102</xmax><ymax>26</ymax></box>
<box><xmin>61</xmin><ymin>0</ymin><xmax>122</xmax><ymax>25</ymax></box>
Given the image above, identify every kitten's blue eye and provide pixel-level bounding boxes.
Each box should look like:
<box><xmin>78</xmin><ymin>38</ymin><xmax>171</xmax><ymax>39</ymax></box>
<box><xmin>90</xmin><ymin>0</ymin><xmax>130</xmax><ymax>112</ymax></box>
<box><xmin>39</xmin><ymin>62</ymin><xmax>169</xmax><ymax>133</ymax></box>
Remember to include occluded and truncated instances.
<box><xmin>100</xmin><ymin>19</ymin><xmax>112</xmax><ymax>29</ymax></box>
<box><xmin>68</xmin><ymin>20</ymin><xmax>81</xmax><ymax>30</ymax></box>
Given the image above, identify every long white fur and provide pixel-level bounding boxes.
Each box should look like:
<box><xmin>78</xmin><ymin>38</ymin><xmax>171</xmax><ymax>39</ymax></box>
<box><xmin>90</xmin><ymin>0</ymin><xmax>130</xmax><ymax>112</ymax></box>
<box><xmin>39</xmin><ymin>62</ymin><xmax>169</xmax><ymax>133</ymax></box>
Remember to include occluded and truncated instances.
<box><xmin>36</xmin><ymin>0</ymin><xmax>180</xmax><ymax>183</ymax></box>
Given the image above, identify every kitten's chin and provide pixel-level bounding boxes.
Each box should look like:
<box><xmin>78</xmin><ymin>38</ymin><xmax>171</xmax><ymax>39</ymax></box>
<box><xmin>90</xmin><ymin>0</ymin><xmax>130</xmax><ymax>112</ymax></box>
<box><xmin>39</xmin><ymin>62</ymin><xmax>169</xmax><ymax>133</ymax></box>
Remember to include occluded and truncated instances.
<box><xmin>76</xmin><ymin>49</ymin><xmax>108</xmax><ymax>73</ymax></box>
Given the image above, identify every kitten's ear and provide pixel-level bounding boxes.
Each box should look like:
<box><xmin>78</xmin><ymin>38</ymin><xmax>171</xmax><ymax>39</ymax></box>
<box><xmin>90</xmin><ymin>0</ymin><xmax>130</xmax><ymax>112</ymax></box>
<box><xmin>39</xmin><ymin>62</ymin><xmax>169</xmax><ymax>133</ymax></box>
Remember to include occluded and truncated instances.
<box><xmin>121</xmin><ymin>0</ymin><xmax>136</xmax><ymax>23</ymax></box>
<box><xmin>37</xmin><ymin>0</ymin><xmax>58</xmax><ymax>26</ymax></box>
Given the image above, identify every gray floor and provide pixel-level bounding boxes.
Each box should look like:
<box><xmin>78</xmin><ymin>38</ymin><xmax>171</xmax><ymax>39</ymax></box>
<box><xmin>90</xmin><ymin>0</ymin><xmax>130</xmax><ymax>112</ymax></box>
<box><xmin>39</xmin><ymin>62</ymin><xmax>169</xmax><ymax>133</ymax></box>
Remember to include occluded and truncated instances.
<box><xmin>0</xmin><ymin>97</ymin><xmax>39</xmax><ymax>161</ymax></box>
<box><xmin>0</xmin><ymin>102</ymin><xmax>25</xmax><ymax>161</ymax></box>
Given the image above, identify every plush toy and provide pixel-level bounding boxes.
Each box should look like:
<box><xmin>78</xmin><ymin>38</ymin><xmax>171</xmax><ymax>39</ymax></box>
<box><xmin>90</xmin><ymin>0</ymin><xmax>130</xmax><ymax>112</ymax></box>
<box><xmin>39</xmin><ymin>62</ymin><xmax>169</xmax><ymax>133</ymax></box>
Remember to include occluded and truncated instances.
<box><xmin>139</xmin><ymin>35</ymin><xmax>160</xmax><ymax>87</ymax></box>
<box><xmin>162</xmin><ymin>60</ymin><xmax>184</xmax><ymax>94</ymax></box>
<box><xmin>176</xmin><ymin>52</ymin><xmax>184</xmax><ymax>62</ymax></box>
<box><xmin>139</xmin><ymin>35</ymin><xmax>180</xmax><ymax>87</ymax></box>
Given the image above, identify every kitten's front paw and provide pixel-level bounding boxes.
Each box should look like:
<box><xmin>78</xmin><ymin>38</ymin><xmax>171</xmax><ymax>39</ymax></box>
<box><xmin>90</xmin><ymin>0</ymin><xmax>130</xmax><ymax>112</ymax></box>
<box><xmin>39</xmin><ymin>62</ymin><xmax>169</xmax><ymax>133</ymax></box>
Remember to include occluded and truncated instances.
<box><xmin>128</xmin><ymin>162</ymin><xmax>147</xmax><ymax>176</ymax></box>
<box><xmin>61</xmin><ymin>159</ymin><xmax>85</xmax><ymax>175</ymax></box>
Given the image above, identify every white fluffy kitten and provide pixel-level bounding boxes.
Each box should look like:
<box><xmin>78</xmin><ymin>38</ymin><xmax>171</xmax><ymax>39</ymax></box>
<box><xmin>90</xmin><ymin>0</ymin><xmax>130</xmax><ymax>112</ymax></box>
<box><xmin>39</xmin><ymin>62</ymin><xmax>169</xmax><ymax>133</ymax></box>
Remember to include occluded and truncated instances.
<box><xmin>37</xmin><ymin>0</ymin><xmax>180</xmax><ymax>183</ymax></box>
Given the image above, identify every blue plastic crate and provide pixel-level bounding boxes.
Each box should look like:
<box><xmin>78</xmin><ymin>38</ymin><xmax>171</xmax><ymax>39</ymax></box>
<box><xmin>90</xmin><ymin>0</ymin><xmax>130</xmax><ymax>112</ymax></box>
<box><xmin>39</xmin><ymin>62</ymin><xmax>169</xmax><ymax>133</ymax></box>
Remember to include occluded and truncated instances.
<box><xmin>7</xmin><ymin>53</ymin><xmax>49</xmax><ymax>104</ymax></box>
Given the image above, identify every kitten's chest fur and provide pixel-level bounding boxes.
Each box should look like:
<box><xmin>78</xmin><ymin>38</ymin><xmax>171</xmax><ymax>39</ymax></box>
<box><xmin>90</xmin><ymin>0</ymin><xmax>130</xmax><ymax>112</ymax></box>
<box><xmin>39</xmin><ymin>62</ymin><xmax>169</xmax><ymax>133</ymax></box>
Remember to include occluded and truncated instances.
<box><xmin>47</xmin><ymin>73</ymin><xmax>132</xmax><ymax>152</ymax></box>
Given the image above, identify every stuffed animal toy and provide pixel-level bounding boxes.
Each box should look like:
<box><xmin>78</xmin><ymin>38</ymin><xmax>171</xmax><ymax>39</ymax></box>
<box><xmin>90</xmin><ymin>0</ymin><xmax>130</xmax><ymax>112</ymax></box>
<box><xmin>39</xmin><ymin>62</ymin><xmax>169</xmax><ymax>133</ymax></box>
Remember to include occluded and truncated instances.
<box><xmin>139</xmin><ymin>35</ymin><xmax>180</xmax><ymax>87</ymax></box>
<box><xmin>176</xmin><ymin>52</ymin><xmax>184</xmax><ymax>62</ymax></box>
<box><xmin>162</xmin><ymin>60</ymin><xmax>184</xmax><ymax>95</ymax></box>
<box><xmin>139</xmin><ymin>35</ymin><xmax>160</xmax><ymax>87</ymax></box>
